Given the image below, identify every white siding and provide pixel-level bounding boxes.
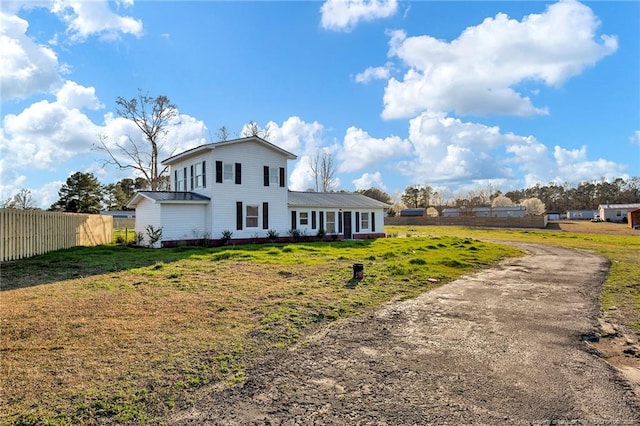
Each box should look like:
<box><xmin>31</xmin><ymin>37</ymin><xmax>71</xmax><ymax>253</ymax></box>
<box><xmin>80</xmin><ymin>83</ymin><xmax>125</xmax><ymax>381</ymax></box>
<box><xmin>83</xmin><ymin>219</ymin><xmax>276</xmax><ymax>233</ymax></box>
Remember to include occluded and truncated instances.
<box><xmin>170</xmin><ymin>153</ymin><xmax>213</xmax><ymax>198</ymax></box>
<box><xmin>134</xmin><ymin>198</ymin><xmax>162</xmax><ymax>247</ymax></box>
<box><xmin>160</xmin><ymin>204</ymin><xmax>208</xmax><ymax>241</ymax></box>
<box><xmin>288</xmin><ymin>207</ymin><xmax>386</xmax><ymax>238</ymax></box>
<box><xmin>208</xmin><ymin>141</ymin><xmax>289</xmax><ymax>239</ymax></box>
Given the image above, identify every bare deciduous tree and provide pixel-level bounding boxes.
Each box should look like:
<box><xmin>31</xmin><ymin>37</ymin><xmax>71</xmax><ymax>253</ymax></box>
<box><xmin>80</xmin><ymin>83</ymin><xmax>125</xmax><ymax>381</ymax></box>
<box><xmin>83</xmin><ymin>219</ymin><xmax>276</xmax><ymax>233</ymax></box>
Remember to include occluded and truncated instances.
<box><xmin>431</xmin><ymin>189</ymin><xmax>453</xmax><ymax>215</ymax></box>
<box><xmin>216</xmin><ymin>125</ymin><xmax>233</xmax><ymax>141</ymax></box>
<box><xmin>97</xmin><ymin>91</ymin><xmax>177</xmax><ymax>191</ymax></box>
<box><xmin>308</xmin><ymin>150</ymin><xmax>337</xmax><ymax>192</ymax></box>
<box><xmin>1</xmin><ymin>188</ymin><xmax>37</xmax><ymax>209</ymax></box>
<box><xmin>241</xmin><ymin>120</ymin><xmax>271</xmax><ymax>140</ymax></box>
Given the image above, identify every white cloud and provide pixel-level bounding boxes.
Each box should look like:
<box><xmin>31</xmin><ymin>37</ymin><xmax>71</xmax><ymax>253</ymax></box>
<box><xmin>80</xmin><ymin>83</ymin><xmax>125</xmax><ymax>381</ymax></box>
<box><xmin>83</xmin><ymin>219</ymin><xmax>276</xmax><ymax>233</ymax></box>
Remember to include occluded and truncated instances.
<box><xmin>55</xmin><ymin>80</ymin><xmax>104</xmax><ymax>110</ymax></box>
<box><xmin>1</xmin><ymin>84</ymin><xmax>209</xmax><ymax>202</ymax></box>
<box><xmin>1</xmin><ymin>96</ymin><xmax>103</xmax><ymax>171</ymax></box>
<box><xmin>401</xmin><ymin>112</ymin><xmax>539</xmax><ymax>185</ymax></box>
<box><xmin>0</xmin><ymin>11</ymin><xmax>62</xmax><ymax>99</ymax></box>
<box><xmin>630</xmin><ymin>130</ymin><xmax>640</xmax><ymax>146</ymax></box>
<box><xmin>553</xmin><ymin>145</ymin><xmax>627</xmax><ymax>182</ymax></box>
<box><xmin>355</xmin><ymin>63</ymin><xmax>392</xmax><ymax>83</ymax></box>
<box><xmin>353</xmin><ymin>171</ymin><xmax>386</xmax><ymax>190</ymax></box>
<box><xmin>1</xmin><ymin>1</ymin><xmax>143</xmax><ymax>99</ymax></box>
<box><xmin>381</xmin><ymin>0</ymin><xmax>618</xmax><ymax>119</ymax></box>
<box><xmin>396</xmin><ymin>111</ymin><xmax>628</xmax><ymax>190</ymax></box>
<box><xmin>338</xmin><ymin>126</ymin><xmax>412</xmax><ymax>173</ymax></box>
<box><xmin>320</xmin><ymin>0</ymin><xmax>397</xmax><ymax>32</ymax></box>
<box><xmin>262</xmin><ymin>116</ymin><xmax>324</xmax><ymax>155</ymax></box>
<box><xmin>238</xmin><ymin>117</ymin><xmax>326</xmax><ymax>191</ymax></box>
<box><xmin>99</xmin><ymin>112</ymin><xmax>209</xmax><ymax>169</ymax></box>
<box><xmin>50</xmin><ymin>0</ymin><xmax>143</xmax><ymax>42</ymax></box>
<box><xmin>34</xmin><ymin>180</ymin><xmax>64</xmax><ymax>209</ymax></box>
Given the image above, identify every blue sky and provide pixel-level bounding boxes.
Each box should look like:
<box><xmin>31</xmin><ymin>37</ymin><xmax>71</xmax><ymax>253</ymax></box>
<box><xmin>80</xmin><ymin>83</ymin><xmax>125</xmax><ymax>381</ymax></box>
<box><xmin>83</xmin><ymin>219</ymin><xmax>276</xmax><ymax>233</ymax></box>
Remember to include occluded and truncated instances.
<box><xmin>1</xmin><ymin>0</ymin><xmax>639</xmax><ymax>208</ymax></box>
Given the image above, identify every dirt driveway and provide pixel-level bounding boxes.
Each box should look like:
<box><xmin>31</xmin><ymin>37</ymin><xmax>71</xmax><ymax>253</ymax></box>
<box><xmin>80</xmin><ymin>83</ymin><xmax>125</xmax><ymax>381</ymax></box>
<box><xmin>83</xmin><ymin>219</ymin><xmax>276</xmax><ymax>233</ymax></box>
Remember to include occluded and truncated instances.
<box><xmin>172</xmin><ymin>243</ymin><xmax>639</xmax><ymax>425</ymax></box>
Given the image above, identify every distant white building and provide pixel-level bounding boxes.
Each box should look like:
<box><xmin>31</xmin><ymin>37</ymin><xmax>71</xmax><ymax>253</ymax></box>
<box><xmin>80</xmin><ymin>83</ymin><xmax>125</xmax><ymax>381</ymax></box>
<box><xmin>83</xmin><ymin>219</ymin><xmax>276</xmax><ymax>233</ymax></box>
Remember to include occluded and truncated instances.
<box><xmin>598</xmin><ymin>203</ymin><xmax>640</xmax><ymax>223</ymax></box>
<box><xmin>566</xmin><ymin>210</ymin><xmax>598</xmax><ymax>220</ymax></box>
<box><xmin>441</xmin><ymin>206</ymin><xmax>526</xmax><ymax>218</ymax></box>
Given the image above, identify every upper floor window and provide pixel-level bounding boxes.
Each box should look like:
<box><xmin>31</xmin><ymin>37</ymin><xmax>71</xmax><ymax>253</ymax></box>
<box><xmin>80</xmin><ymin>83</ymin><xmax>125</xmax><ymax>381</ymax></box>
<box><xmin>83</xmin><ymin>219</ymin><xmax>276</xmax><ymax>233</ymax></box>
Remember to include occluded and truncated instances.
<box><xmin>223</xmin><ymin>163</ymin><xmax>233</xmax><ymax>182</ymax></box>
<box><xmin>360</xmin><ymin>212</ymin><xmax>370</xmax><ymax>230</ymax></box>
<box><xmin>264</xmin><ymin>166</ymin><xmax>285</xmax><ymax>187</ymax></box>
<box><xmin>175</xmin><ymin>168</ymin><xmax>187</xmax><ymax>191</ymax></box>
<box><xmin>270</xmin><ymin>167</ymin><xmax>279</xmax><ymax>185</ymax></box>
<box><xmin>194</xmin><ymin>161</ymin><xmax>206</xmax><ymax>188</ymax></box>
<box><xmin>216</xmin><ymin>161</ymin><xmax>241</xmax><ymax>184</ymax></box>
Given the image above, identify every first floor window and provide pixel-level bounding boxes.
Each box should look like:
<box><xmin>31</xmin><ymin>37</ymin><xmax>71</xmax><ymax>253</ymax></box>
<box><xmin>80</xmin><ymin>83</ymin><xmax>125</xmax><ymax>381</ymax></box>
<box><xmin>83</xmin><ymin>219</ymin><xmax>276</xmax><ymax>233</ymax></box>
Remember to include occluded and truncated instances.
<box><xmin>300</xmin><ymin>212</ymin><xmax>309</xmax><ymax>226</ymax></box>
<box><xmin>246</xmin><ymin>205</ymin><xmax>258</xmax><ymax>228</ymax></box>
<box><xmin>361</xmin><ymin>212</ymin><xmax>369</xmax><ymax>230</ymax></box>
<box><xmin>326</xmin><ymin>211</ymin><xmax>336</xmax><ymax>233</ymax></box>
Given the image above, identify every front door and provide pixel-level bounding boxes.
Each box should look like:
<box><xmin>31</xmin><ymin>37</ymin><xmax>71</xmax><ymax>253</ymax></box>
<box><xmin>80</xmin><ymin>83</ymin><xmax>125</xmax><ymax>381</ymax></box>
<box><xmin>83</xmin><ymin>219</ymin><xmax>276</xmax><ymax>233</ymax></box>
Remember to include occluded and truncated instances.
<box><xmin>343</xmin><ymin>211</ymin><xmax>352</xmax><ymax>239</ymax></box>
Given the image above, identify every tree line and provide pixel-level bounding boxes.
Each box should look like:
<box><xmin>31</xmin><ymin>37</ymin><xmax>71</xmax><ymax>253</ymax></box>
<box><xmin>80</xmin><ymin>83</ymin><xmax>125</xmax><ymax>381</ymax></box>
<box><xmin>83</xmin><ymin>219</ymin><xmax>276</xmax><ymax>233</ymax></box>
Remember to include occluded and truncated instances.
<box><xmin>393</xmin><ymin>177</ymin><xmax>640</xmax><ymax>215</ymax></box>
<box><xmin>1</xmin><ymin>173</ymin><xmax>147</xmax><ymax>213</ymax></box>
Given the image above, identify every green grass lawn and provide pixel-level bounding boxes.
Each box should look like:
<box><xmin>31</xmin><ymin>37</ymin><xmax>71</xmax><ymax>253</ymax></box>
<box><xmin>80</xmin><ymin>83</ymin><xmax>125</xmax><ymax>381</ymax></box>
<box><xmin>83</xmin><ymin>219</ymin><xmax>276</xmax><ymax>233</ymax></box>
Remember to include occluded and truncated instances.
<box><xmin>1</xmin><ymin>235</ymin><xmax>520</xmax><ymax>425</ymax></box>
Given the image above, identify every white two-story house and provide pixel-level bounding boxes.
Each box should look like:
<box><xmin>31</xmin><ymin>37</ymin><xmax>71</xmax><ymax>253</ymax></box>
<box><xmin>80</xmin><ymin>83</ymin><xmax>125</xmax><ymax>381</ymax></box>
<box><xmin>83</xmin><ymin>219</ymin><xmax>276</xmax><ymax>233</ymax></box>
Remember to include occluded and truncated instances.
<box><xmin>126</xmin><ymin>136</ymin><xmax>389</xmax><ymax>247</ymax></box>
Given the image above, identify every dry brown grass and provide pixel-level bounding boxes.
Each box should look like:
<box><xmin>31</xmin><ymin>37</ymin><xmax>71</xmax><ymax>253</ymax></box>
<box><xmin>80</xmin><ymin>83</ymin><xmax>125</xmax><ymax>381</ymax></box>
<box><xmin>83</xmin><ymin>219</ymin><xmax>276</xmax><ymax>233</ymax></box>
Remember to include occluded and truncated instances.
<box><xmin>1</xmin><ymin>261</ymin><xmax>350</xmax><ymax>423</ymax></box>
<box><xmin>549</xmin><ymin>219</ymin><xmax>638</xmax><ymax>236</ymax></box>
<box><xmin>1</xmin><ymin>237</ymin><xmax>522</xmax><ymax>424</ymax></box>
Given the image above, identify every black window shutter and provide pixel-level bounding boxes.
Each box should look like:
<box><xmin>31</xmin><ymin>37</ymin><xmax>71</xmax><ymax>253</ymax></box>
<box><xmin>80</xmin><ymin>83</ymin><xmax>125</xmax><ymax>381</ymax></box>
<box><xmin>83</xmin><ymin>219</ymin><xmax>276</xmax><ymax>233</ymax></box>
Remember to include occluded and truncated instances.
<box><xmin>216</xmin><ymin>161</ymin><xmax>223</xmax><ymax>183</ymax></box>
<box><xmin>263</xmin><ymin>202</ymin><xmax>269</xmax><ymax>229</ymax></box>
<box><xmin>202</xmin><ymin>161</ymin><xmax>206</xmax><ymax>188</ymax></box>
<box><xmin>311</xmin><ymin>211</ymin><xmax>316</xmax><ymax>230</ymax></box>
<box><xmin>338</xmin><ymin>212</ymin><xmax>343</xmax><ymax>233</ymax></box>
<box><xmin>235</xmin><ymin>163</ymin><xmax>242</xmax><ymax>184</ymax></box>
<box><xmin>279</xmin><ymin>167</ymin><xmax>285</xmax><ymax>187</ymax></box>
<box><xmin>371</xmin><ymin>212</ymin><xmax>376</xmax><ymax>232</ymax></box>
<box><xmin>355</xmin><ymin>212</ymin><xmax>360</xmax><ymax>232</ymax></box>
<box><xmin>183</xmin><ymin>167</ymin><xmax>187</xmax><ymax>190</ymax></box>
<box><xmin>174</xmin><ymin>170</ymin><xmax>177</xmax><ymax>190</ymax></box>
<box><xmin>190</xmin><ymin>165</ymin><xmax>194</xmax><ymax>190</ymax></box>
<box><xmin>291</xmin><ymin>211</ymin><xmax>297</xmax><ymax>230</ymax></box>
<box><xmin>236</xmin><ymin>202</ymin><xmax>243</xmax><ymax>230</ymax></box>
<box><xmin>263</xmin><ymin>166</ymin><xmax>269</xmax><ymax>186</ymax></box>
<box><xmin>319</xmin><ymin>211</ymin><xmax>324</xmax><ymax>230</ymax></box>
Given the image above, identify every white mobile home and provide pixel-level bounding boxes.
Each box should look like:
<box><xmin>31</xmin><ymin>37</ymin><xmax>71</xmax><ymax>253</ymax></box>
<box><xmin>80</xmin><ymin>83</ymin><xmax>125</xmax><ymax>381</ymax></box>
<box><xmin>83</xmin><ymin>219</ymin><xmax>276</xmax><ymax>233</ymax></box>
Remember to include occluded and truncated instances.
<box><xmin>597</xmin><ymin>203</ymin><xmax>640</xmax><ymax>223</ymax></box>
<box><xmin>566</xmin><ymin>210</ymin><xmax>598</xmax><ymax>220</ymax></box>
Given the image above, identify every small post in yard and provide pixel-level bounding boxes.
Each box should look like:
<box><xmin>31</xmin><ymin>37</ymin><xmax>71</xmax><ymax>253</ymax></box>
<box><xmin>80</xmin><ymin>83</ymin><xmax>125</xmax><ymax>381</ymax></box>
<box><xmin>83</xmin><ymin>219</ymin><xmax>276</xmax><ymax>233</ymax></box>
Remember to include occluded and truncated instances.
<box><xmin>352</xmin><ymin>263</ymin><xmax>364</xmax><ymax>280</ymax></box>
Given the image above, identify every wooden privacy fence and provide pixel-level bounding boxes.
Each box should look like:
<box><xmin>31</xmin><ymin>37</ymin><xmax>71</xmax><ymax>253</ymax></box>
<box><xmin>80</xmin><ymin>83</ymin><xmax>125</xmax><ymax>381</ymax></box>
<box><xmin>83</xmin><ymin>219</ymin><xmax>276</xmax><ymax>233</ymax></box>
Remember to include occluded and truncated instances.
<box><xmin>0</xmin><ymin>209</ymin><xmax>113</xmax><ymax>262</ymax></box>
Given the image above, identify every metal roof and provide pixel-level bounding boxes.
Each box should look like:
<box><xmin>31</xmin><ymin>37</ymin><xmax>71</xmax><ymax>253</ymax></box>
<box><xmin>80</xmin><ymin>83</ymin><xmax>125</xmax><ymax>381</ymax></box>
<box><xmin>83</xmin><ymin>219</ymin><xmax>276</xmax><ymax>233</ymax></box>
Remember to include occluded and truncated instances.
<box><xmin>400</xmin><ymin>208</ymin><xmax>425</xmax><ymax>216</ymax></box>
<box><xmin>598</xmin><ymin>203</ymin><xmax>640</xmax><ymax>209</ymax></box>
<box><xmin>287</xmin><ymin>191</ymin><xmax>391</xmax><ymax>209</ymax></box>
<box><xmin>442</xmin><ymin>206</ymin><xmax>525</xmax><ymax>212</ymax></box>
<box><xmin>162</xmin><ymin>136</ymin><xmax>297</xmax><ymax>165</ymax></box>
<box><xmin>126</xmin><ymin>191</ymin><xmax>210</xmax><ymax>208</ymax></box>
